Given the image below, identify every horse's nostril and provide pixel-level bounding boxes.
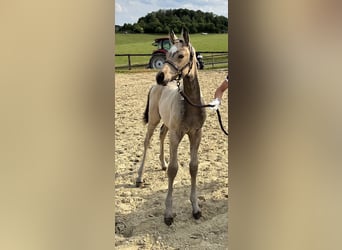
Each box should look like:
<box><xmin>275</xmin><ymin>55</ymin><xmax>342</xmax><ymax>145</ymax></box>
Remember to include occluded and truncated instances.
<box><xmin>156</xmin><ymin>72</ymin><xmax>164</xmax><ymax>85</ymax></box>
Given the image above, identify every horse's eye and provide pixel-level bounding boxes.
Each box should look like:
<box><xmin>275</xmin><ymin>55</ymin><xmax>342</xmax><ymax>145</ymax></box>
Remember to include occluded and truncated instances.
<box><xmin>178</xmin><ymin>54</ymin><xmax>184</xmax><ymax>59</ymax></box>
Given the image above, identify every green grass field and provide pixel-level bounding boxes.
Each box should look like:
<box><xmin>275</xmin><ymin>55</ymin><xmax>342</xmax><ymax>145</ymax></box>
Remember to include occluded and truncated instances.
<box><xmin>115</xmin><ymin>33</ymin><xmax>228</xmax><ymax>69</ymax></box>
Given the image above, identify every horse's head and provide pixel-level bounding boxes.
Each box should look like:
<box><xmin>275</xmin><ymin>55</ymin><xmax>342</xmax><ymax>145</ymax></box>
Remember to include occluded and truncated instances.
<box><xmin>156</xmin><ymin>29</ymin><xmax>197</xmax><ymax>86</ymax></box>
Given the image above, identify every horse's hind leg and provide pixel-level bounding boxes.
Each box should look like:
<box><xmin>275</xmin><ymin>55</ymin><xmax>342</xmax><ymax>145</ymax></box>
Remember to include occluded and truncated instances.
<box><xmin>159</xmin><ymin>124</ymin><xmax>168</xmax><ymax>171</ymax></box>
<box><xmin>136</xmin><ymin>123</ymin><xmax>158</xmax><ymax>187</ymax></box>
<box><xmin>188</xmin><ymin>129</ymin><xmax>202</xmax><ymax>219</ymax></box>
<box><xmin>136</xmin><ymin>87</ymin><xmax>161</xmax><ymax>187</ymax></box>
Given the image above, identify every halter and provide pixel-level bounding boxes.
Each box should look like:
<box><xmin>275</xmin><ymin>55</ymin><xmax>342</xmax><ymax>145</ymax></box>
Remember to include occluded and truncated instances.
<box><xmin>164</xmin><ymin>44</ymin><xmax>194</xmax><ymax>80</ymax></box>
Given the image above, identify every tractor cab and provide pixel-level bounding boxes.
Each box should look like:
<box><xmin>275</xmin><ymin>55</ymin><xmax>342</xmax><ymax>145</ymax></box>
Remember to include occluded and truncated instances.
<box><xmin>148</xmin><ymin>38</ymin><xmax>171</xmax><ymax>69</ymax></box>
<box><xmin>152</xmin><ymin>38</ymin><xmax>171</xmax><ymax>53</ymax></box>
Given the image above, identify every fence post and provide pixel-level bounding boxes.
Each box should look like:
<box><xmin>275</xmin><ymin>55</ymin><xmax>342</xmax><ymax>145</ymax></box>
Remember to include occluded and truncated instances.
<box><xmin>211</xmin><ymin>53</ymin><xmax>214</xmax><ymax>68</ymax></box>
<box><xmin>128</xmin><ymin>55</ymin><xmax>131</xmax><ymax>70</ymax></box>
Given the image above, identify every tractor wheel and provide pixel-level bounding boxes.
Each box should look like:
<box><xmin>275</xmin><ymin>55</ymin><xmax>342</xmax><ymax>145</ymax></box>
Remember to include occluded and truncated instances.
<box><xmin>150</xmin><ymin>54</ymin><xmax>166</xmax><ymax>69</ymax></box>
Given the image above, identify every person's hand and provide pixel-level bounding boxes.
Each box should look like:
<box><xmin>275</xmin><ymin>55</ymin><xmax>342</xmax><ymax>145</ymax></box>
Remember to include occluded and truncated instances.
<box><xmin>209</xmin><ymin>98</ymin><xmax>220</xmax><ymax>110</ymax></box>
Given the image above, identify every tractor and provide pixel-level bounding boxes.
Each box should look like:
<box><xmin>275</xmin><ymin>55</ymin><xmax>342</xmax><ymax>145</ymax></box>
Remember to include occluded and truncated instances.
<box><xmin>148</xmin><ymin>37</ymin><xmax>204</xmax><ymax>70</ymax></box>
<box><xmin>148</xmin><ymin>37</ymin><xmax>170</xmax><ymax>69</ymax></box>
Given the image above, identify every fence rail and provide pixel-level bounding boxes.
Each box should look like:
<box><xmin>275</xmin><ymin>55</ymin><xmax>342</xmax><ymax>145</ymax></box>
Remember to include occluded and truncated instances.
<box><xmin>115</xmin><ymin>51</ymin><xmax>228</xmax><ymax>70</ymax></box>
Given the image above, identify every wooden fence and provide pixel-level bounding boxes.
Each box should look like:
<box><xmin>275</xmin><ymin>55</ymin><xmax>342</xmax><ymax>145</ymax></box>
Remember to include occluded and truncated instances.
<box><xmin>115</xmin><ymin>51</ymin><xmax>228</xmax><ymax>70</ymax></box>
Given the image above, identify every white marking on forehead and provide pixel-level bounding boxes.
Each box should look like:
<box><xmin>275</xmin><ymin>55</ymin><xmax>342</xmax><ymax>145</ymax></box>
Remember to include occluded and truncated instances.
<box><xmin>169</xmin><ymin>45</ymin><xmax>178</xmax><ymax>55</ymax></box>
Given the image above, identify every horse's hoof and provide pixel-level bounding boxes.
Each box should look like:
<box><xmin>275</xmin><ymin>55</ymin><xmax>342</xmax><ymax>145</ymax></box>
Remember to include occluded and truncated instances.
<box><xmin>164</xmin><ymin>217</ymin><xmax>174</xmax><ymax>226</ymax></box>
<box><xmin>135</xmin><ymin>180</ymin><xmax>144</xmax><ymax>188</ymax></box>
<box><xmin>193</xmin><ymin>211</ymin><xmax>202</xmax><ymax>220</ymax></box>
<box><xmin>161</xmin><ymin>166</ymin><xmax>167</xmax><ymax>171</ymax></box>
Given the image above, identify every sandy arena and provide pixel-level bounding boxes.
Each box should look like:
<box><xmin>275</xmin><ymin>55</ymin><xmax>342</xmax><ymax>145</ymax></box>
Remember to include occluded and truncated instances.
<box><xmin>115</xmin><ymin>70</ymin><xmax>228</xmax><ymax>249</ymax></box>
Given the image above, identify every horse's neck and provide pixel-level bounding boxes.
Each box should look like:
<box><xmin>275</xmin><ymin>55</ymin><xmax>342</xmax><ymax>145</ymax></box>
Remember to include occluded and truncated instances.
<box><xmin>181</xmin><ymin>71</ymin><xmax>206</xmax><ymax>127</ymax></box>
<box><xmin>183</xmin><ymin>73</ymin><xmax>201</xmax><ymax>103</ymax></box>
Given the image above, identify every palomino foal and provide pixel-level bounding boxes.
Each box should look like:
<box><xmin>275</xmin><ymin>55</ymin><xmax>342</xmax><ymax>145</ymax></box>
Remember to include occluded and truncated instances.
<box><xmin>136</xmin><ymin>29</ymin><xmax>206</xmax><ymax>226</ymax></box>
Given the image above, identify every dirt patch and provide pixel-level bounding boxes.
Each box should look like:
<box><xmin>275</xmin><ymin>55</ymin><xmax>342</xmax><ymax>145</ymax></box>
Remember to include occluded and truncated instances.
<box><xmin>115</xmin><ymin>70</ymin><xmax>228</xmax><ymax>249</ymax></box>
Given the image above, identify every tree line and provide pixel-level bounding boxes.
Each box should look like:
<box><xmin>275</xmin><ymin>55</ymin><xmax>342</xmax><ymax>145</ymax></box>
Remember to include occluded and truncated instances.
<box><xmin>116</xmin><ymin>9</ymin><xmax>228</xmax><ymax>34</ymax></box>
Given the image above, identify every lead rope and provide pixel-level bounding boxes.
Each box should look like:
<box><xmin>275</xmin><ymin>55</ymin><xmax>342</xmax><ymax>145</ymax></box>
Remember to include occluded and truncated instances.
<box><xmin>176</xmin><ymin>79</ymin><xmax>229</xmax><ymax>136</ymax></box>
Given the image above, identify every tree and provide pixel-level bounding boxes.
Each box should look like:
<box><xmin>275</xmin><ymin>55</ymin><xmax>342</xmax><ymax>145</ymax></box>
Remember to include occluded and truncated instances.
<box><xmin>128</xmin><ymin>9</ymin><xmax>228</xmax><ymax>34</ymax></box>
<box><xmin>133</xmin><ymin>23</ymin><xmax>143</xmax><ymax>33</ymax></box>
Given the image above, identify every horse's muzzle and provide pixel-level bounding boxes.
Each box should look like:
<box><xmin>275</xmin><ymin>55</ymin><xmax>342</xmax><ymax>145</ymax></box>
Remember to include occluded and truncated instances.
<box><xmin>156</xmin><ymin>72</ymin><xmax>167</xmax><ymax>86</ymax></box>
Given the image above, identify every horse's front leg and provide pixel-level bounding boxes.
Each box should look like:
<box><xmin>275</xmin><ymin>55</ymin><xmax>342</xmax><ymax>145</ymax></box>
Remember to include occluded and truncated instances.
<box><xmin>164</xmin><ymin>130</ymin><xmax>184</xmax><ymax>226</ymax></box>
<box><xmin>159</xmin><ymin>124</ymin><xmax>168</xmax><ymax>171</ymax></box>
<box><xmin>188</xmin><ymin>129</ymin><xmax>202</xmax><ymax>219</ymax></box>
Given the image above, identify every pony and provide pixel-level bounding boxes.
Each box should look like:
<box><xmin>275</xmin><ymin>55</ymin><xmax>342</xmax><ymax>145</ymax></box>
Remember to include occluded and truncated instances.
<box><xmin>136</xmin><ymin>29</ymin><xmax>206</xmax><ymax>226</ymax></box>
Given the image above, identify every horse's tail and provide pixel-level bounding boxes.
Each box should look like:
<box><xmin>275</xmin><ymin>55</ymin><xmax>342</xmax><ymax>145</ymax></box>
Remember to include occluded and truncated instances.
<box><xmin>143</xmin><ymin>88</ymin><xmax>152</xmax><ymax>124</ymax></box>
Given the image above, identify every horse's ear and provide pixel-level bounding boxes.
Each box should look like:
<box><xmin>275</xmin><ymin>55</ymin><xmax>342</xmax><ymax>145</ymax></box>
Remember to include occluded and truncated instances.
<box><xmin>182</xmin><ymin>28</ymin><xmax>190</xmax><ymax>46</ymax></box>
<box><xmin>169</xmin><ymin>30</ymin><xmax>177</xmax><ymax>44</ymax></box>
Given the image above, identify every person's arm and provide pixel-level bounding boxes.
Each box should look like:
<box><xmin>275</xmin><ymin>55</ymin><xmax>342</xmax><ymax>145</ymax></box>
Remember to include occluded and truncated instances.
<box><xmin>214</xmin><ymin>79</ymin><xmax>229</xmax><ymax>102</ymax></box>
<box><xmin>209</xmin><ymin>77</ymin><xmax>229</xmax><ymax>110</ymax></box>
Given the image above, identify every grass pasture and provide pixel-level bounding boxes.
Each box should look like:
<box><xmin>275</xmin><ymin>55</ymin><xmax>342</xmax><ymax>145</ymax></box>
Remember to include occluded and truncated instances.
<box><xmin>115</xmin><ymin>33</ymin><xmax>228</xmax><ymax>70</ymax></box>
